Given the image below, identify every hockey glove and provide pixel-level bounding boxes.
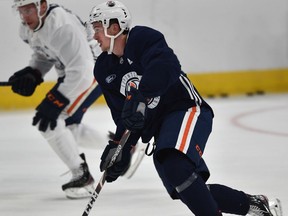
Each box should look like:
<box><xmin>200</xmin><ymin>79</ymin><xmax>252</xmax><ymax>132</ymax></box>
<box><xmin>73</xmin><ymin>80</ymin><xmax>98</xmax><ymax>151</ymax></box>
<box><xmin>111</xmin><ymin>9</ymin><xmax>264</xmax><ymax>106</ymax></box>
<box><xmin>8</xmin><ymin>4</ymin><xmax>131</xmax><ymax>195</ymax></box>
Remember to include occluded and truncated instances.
<box><xmin>32</xmin><ymin>89</ymin><xmax>69</xmax><ymax>132</ymax></box>
<box><xmin>121</xmin><ymin>87</ymin><xmax>147</xmax><ymax>132</ymax></box>
<box><xmin>100</xmin><ymin>140</ymin><xmax>132</xmax><ymax>182</ymax></box>
<box><xmin>8</xmin><ymin>66</ymin><xmax>43</xmax><ymax>96</ymax></box>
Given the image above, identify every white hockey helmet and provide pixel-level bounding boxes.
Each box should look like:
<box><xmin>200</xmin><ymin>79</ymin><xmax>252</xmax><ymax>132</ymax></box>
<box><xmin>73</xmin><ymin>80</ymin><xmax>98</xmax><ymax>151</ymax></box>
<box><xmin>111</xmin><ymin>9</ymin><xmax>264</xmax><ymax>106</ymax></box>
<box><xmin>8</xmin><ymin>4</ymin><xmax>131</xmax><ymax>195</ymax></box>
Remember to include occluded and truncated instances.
<box><xmin>13</xmin><ymin>0</ymin><xmax>41</xmax><ymax>7</ymax></box>
<box><xmin>13</xmin><ymin>0</ymin><xmax>49</xmax><ymax>31</ymax></box>
<box><xmin>89</xmin><ymin>1</ymin><xmax>131</xmax><ymax>54</ymax></box>
<box><xmin>89</xmin><ymin>1</ymin><xmax>131</xmax><ymax>31</ymax></box>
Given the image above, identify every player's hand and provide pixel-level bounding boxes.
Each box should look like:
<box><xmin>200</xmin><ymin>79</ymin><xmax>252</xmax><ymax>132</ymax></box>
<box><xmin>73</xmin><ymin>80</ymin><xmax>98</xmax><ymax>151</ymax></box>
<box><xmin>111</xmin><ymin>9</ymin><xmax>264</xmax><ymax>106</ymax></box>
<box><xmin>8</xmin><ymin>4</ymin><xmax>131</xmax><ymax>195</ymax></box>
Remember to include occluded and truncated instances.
<box><xmin>8</xmin><ymin>66</ymin><xmax>43</xmax><ymax>96</ymax></box>
<box><xmin>100</xmin><ymin>140</ymin><xmax>132</xmax><ymax>182</ymax></box>
<box><xmin>121</xmin><ymin>87</ymin><xmax>147</xmax><ymax>132</ymax></box>
<box><xmin>32</xmin><ymin>89</ymin><xmax>69</xmax><ymax>132</ymax></box>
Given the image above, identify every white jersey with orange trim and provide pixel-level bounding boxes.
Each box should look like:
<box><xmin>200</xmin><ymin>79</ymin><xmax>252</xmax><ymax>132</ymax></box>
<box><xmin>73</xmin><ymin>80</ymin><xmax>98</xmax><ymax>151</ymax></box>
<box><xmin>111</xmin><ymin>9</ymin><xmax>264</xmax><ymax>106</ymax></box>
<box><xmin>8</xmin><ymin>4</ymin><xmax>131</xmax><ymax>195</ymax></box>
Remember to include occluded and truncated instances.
<box><xmin>14</xmin><ymin>5</ymin><xmax>103</xmax><ymax>199</ymax></box>
<box><xmin>19</xmin><ymin>4</ymin><xmax>98</xmax><ymax>102</ymax></box>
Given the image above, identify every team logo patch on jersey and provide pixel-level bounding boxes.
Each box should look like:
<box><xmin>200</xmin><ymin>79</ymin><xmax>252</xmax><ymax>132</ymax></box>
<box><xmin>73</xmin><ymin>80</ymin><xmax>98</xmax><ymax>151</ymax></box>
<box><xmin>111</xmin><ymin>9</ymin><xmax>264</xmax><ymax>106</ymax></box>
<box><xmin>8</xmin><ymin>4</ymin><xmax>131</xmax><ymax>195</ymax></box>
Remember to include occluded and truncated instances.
<box><xmin>105</xmin><ymin>74</ymin><xmax>117</xmax><ymax>83</ymax></box>
<box><xmin>120</xmin><ymin>72</ymin><xmax>142</xmax><ymax>95</ymax></box>
<box><xmin>147</xmin><ymin>96</ymin><xmax>160</xmax><ymax>109</ymax></box>
<box><xmin>120</xmin><ymin>72</ymin><xmax>160</xmax><ymax>109</ymax></box>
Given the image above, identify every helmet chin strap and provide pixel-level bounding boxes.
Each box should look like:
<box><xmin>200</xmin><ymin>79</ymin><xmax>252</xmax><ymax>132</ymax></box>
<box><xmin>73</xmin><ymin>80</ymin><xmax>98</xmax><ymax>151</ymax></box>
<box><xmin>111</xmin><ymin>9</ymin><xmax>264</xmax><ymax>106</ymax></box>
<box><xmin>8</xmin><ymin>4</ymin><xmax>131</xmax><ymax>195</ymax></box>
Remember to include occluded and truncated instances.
<box><xmin>33</xmin><ymin>2</ymin><xmax>49</xmax><ymax>32</ymax></box>
<box><xmin>104</xmin><ymin>28</ymin><xmax>125</xmax><ymax>54</ymax></box>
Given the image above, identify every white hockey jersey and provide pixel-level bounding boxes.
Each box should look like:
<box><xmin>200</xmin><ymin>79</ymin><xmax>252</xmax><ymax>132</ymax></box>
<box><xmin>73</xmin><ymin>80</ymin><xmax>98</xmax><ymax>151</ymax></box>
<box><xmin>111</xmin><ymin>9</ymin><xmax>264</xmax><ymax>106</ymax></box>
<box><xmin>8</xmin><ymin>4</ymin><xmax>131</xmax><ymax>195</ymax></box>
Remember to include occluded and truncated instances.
<box><xmin>19</xmin><ymin>4</ymin><xmax>98</xmax><ymax>100</ymax></box>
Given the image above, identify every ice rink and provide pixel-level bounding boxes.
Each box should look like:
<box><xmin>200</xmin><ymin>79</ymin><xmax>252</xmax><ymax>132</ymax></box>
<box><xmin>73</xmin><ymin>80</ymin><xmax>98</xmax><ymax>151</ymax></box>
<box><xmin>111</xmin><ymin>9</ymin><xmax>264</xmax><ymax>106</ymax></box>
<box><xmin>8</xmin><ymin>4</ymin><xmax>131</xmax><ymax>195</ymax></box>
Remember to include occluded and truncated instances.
<box><xmin>1</xmin><ymin>93</ymin><xmax>287</xmax><ymax>216</ymax></box>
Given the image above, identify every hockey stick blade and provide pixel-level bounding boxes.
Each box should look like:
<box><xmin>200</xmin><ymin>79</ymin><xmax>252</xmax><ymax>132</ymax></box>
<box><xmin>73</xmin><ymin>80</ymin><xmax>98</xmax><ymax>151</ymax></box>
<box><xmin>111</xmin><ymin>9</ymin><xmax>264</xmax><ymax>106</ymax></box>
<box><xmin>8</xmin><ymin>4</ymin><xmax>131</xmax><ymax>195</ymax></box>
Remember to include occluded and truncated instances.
<box><xmin>0</xmin><ymin>81</ymin><xmax>12</xmax><ymax>86</ymax></box>
<box><xmin>82</xmin><ymin>129</ymin><xmax>131</xmax><ymax>216</ymax></box>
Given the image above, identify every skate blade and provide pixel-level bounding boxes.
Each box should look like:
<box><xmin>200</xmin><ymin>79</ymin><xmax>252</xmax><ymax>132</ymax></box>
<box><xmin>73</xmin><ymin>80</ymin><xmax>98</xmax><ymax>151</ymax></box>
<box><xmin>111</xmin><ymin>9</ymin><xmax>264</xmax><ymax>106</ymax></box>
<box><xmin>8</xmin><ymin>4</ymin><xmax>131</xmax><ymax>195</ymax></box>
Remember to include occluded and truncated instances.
<box><xmin>269</xmin><ymin>198</ymin><xmax>283</xmax><ymax>216</ymax></box>
<box><xmin>64</xmin><ymin>184</ymin><xmax>95</xmax><ymax>199</ymax></box>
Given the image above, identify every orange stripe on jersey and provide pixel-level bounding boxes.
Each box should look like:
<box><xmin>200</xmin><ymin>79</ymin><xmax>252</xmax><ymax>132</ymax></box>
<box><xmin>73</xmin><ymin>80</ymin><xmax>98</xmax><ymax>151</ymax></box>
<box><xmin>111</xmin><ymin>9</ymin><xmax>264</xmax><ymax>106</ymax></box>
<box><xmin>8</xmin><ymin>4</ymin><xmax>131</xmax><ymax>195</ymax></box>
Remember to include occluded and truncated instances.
<box><xmin>67</xmin><ymin>79</ymin><xmax>97</xmax><ymax>115</ymax></box>
<box><xmin>179</xmin><ymin>106</ymin><xmax>197</xmax><ymax>152</ymax></box>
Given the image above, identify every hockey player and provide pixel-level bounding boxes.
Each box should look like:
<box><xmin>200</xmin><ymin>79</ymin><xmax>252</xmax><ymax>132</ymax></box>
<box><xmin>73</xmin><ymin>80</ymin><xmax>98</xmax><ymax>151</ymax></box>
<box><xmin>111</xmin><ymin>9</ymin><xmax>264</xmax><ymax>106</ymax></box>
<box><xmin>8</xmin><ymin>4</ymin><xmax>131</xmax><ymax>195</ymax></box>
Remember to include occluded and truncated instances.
<box><xmin>9</xmin><ymin>0</ymin><xmax>102</xmax><ymax>199</ymax></box>
<box><xmin>89</xmin><ymin>1</ymin><xmax>282</xmax><ymax>215</ymax></box>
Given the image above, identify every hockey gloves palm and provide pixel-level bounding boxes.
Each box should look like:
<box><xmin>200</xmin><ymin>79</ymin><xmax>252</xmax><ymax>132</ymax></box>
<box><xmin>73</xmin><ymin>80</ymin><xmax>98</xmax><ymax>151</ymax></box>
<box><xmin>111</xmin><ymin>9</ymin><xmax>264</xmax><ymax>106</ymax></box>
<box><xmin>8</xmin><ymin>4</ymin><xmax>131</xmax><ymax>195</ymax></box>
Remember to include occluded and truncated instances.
<box><xmin>100</xmin><ymin>140</ymin><xmax>132</xmax><ymax>182</ymax></box>
<box><xmin>32</xmin><ymin>89</ymin><xmax>69</xmax><ymax>132</ymax></box>
<box><xmin>121</xmin><ymin>87</ymin><xmax>147</xmax><ymax>132</ymax></box>
<box><xmin>8</xmin><ymin>66</ymin><xmax>43</xmax><ymax>96</ymax></box>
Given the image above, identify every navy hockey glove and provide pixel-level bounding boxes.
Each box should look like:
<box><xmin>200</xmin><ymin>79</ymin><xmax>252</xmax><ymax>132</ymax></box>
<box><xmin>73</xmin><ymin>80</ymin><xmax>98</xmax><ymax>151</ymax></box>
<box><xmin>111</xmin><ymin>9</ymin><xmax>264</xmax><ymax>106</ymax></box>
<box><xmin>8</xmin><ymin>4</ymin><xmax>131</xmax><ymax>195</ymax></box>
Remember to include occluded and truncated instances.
<box><xmin>8</xmin><ymin>66</ymin><xmax>43</xmax><ymax>96</ymax></box>
<box><xmin>121</xmin><ymin>87</ymin><xmax>147</xmax><ymax>132</ymax></box>
<box><xmin>32</xmin><ymin>89</ymin><xmax>69</xmax><ymax>132</ymax></box>
<box><xmin>100</xmin><ymin>140</ymin><xmax>132</xmax><ymax>182</ymax></box>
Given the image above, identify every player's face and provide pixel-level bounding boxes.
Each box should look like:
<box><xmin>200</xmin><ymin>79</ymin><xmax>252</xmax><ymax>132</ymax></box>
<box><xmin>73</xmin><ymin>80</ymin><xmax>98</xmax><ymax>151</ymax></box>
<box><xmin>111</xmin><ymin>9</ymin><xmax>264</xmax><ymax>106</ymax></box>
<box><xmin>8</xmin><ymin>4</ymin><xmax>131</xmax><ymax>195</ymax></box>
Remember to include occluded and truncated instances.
<box><xmin>18</xmin><ymin>4</ymin><xmax>40</xmax><ymax>30</ymax></box>
<box><xmin>92</xmin><ymin>22</ymin><xmax>114</xmax><ymax>52</ymax></box>
<box><xmin>18</xmin><ymin>3</ymin><xmax>47</xmax><ymax>31</ymax></box>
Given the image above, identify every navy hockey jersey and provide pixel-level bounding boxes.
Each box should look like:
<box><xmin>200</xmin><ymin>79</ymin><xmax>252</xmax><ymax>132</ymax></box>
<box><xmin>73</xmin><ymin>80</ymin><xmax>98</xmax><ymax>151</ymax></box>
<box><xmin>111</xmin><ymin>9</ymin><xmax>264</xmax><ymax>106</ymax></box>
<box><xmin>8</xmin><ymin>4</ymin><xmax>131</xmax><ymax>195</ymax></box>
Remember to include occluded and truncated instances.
<box><xmin>94</xmin><ymin>26</ymin><xmax>213</xmax><ymax>145</ymax></box>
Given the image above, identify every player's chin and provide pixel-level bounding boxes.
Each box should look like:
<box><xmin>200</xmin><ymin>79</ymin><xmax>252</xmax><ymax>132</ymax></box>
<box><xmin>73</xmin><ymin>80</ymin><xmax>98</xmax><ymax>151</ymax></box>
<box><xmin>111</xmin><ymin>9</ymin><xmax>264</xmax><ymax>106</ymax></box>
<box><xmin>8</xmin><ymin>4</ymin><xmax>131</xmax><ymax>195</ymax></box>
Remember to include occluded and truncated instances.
<box><xmin>101</xmin><ymin>46</ymin><xmax>108</xmax><ymax>52</ymax></box>
<box><xmin>26</xmin><ymin>22</ymin><xmax>35</xmax><ymax>30</ymax></box>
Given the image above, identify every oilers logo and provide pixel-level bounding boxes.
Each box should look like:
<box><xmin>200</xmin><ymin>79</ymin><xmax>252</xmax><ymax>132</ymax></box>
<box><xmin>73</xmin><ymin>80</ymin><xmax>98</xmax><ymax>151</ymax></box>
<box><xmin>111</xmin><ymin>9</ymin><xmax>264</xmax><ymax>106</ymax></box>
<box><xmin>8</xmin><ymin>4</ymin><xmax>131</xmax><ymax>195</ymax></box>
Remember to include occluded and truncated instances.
<box><xmin>120</xmin><ymin>72</ymin><xmax>160</xmax><ymax>109</ymax></box>
<box><xmin>120</xmin><ymin>71</ymin><xmax>140</xmax><ymax>95</ymax></box>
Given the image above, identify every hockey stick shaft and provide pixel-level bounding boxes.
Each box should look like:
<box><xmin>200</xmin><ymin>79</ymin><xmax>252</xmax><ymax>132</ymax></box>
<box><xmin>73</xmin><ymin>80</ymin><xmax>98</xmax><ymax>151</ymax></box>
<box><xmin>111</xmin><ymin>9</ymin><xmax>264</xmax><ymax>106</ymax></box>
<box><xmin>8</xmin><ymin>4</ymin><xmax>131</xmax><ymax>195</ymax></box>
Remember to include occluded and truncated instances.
<box><xmin>0</xmin><ymin>81</ymin><xmax>12</xmax><ymax>86</ymax></box>
<box><xmin>82</xmin><ymin>129</ymin><xmax>131</xmax><ymax>216</ymax></box>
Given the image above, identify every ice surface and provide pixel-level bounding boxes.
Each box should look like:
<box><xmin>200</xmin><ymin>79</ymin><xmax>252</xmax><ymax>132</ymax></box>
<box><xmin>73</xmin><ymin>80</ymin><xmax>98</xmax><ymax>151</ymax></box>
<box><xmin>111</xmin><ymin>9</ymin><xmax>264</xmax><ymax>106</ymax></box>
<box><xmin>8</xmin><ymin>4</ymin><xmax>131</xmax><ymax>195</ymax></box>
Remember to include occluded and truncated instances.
<box><xmin>0</xmin><ymin>94</ymin><xmax>287</xmax><ymax>216</ymax></box>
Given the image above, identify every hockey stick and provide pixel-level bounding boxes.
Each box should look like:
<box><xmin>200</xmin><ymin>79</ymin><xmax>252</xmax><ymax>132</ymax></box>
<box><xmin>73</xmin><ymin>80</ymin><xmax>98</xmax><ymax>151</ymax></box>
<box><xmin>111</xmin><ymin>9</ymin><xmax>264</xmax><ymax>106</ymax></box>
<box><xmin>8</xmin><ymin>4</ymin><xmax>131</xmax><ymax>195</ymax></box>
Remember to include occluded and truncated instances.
<box><xmin>82</xmin><ymin>129</ymin><xmax>131</xmax><ymax>216</ymax></box>
<box><xmin>0</xmin><ymin>81</ymin><xmax>12</xmax><ymax>86</ymax></box>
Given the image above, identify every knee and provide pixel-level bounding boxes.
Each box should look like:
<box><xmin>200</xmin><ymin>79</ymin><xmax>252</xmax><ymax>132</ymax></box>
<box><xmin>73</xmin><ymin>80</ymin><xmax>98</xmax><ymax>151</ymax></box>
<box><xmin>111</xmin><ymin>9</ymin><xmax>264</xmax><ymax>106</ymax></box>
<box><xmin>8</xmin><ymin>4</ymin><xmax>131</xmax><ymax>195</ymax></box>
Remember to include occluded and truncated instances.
<box><xmin>160</xmin><ymin>149</ymin><xmax>197</xmax><ymax>188</ymax></box>
<box><xmin>40</xmin><ymin>118</ymin><xmax>66</xmax><ymax>140</ymax></box>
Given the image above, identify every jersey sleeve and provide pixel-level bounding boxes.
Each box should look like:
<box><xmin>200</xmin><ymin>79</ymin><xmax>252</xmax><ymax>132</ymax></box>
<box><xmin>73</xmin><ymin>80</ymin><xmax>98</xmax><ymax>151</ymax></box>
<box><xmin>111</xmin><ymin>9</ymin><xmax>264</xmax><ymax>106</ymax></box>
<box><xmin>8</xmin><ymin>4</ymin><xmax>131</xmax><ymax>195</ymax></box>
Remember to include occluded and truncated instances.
<box><xmin>101</xmin><ymin>86</ymin><xmax>141</xmax><ymax>146</ymax></box>
<box><xmin>29</xmin><ymin>53</ymin><xmax>54</xmax><ymax>76</ymax></box>
<box><xmin>47</xmin><ymin>23</ymin><xmax>95</xmax><ymax>99</ymax></box>
<box><xmin>19</xmin><ymin>24</ymin><xmax>53</xmax><ymax>77</ymax></box>
<box><xmin>127</xmin><ymin>27</ymin><xmax>182</xmax><ymax>98</ymax></box>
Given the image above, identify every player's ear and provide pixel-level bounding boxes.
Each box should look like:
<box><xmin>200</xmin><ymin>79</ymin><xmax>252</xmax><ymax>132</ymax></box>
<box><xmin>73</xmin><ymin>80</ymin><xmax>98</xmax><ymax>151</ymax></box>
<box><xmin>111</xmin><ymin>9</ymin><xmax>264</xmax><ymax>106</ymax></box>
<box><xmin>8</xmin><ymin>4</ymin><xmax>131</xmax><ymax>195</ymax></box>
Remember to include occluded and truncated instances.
<box><xmin>40</xmin><ymin>0</ymin><xmax>48</xmax><ymax>16</ymax></box>
<box><xmin>111</xmin><ymin>23</ymin><xmax>121</xmax><ymax>35</ymax></box>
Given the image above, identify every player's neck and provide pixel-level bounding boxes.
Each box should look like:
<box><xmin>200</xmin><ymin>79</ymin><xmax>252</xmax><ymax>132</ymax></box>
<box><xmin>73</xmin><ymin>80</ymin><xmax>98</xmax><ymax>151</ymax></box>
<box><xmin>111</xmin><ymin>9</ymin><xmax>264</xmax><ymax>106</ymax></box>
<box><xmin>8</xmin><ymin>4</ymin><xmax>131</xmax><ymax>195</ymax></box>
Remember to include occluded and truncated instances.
<box><xmin>113</xmin><ymin>35</ymin><xmax>127</xmax><ymax>57</ymax></box>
